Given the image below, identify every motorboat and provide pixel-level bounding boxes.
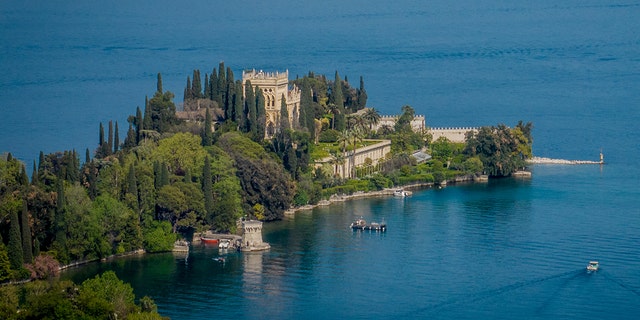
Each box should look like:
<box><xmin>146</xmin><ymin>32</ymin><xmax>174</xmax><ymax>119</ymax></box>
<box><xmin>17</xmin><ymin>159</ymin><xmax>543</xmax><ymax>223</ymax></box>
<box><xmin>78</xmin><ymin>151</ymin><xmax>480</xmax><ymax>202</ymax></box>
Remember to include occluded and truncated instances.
<box><xmin>393</xmin><ymin>189</ymin><xmax>408</xmax><ymax>197</ymax></box>
<box><xmin>586</xmin><ymin>261</ymin><xmax>599</xmax><ymax>272</ymax></box>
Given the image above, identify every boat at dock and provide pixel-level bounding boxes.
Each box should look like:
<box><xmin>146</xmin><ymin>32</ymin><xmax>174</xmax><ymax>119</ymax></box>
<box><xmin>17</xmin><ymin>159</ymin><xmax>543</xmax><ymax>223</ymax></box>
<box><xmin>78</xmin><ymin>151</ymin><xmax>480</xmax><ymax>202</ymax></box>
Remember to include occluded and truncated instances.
<box><xmin>200</xmin><ymin>237</ymin><xmax>219</xmax><ymax>245</ymax></box>
<box><xmin>587</xmin><ymin>261</ymin><xmax>599</xmax><ymax>272</ymax></box>
<box><xmin>350</xmin><ymin>217</ymin><xmax>386</xmax><ymax>231</ymax></box>
<box><xmin>394</xmin><ymin>189</ymin><xmax>411</xmax><ymax>197</ymax></box>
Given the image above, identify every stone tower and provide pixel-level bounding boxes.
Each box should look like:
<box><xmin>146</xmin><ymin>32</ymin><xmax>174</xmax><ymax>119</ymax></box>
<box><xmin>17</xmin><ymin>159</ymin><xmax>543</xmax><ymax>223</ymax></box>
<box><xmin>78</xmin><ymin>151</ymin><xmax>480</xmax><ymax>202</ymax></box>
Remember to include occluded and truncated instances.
<box><xmin>240</xmin><ymin>220</ymin><xmax>270</xmax><ymax>251</ymax></box>
<box><xmin>242</xmin><ymin>69</ymin><xmax>301</xmax><ymax>139</ymax></box>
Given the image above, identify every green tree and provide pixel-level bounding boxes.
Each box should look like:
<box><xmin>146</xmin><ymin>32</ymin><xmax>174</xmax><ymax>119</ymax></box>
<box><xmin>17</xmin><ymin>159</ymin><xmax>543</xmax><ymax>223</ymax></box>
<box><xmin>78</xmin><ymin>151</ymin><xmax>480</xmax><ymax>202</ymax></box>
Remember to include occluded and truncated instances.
<box><xmin>0</xmin><ymin>241</ymin><xmax>11</xmax><ymax>282</ymax></box>
<box><xmin>114</xmin><ymin>121</ymin><xmax>120</xmax><ymax>153</ymax></box>
<box><xmin>151</xmin><ymin>132</ymin><xmax>207</xmax><ymax>178</ymax></box>
<box><xmin>21</xmin><ymin>201</ymin><xmax>33</xmax><ymax>263</ymax></box>
<box><xmin>79</xmin><ymin>271</ymin><xmax>137</xmax><ymax>319</ymax></box>
<box><xmin>202</xmin><ymin>107</ymin><xmax>213</xmax><ymax>146</ymax></box>
<box><xmin>431</xmin><ymin>136</ymin><xmax>454</xmax><ymax>167</ymax></box>
<box><xmin>156</xmin><ymin>73</ymin><xmax>163</xmax><ymax>93</ymax></box>
<box><xmin>244</xmin><ymin>81</ymin><xmax>256</xmax><ymax>133</ymax></box>
<box><xmin>280</xmin><ymin>94</ymin><xmax>290</xmax><ymax>131</ymax></box>
<box><xmin>143</xmin><ymin>221</ymin><xmax>175</xmax><ymax>252</ymax></box>
<box><xmin>363</xmin><ymin>107</ymin><xmax>380</xmax><ymax>132</ymax></box>
<box><xmin>202</xmin><ymin>156</ymin><xmax>214</xmax><ymax>219</ymax></box>
<box><xmin>8</xmin><ymin>203</ymin><xmax>23</xmax><ymax>270</ymax></box>
<box><xmin>357</xmin><ymin>75</ymin><xmax>368</xmax><ymax>109</ymax></box>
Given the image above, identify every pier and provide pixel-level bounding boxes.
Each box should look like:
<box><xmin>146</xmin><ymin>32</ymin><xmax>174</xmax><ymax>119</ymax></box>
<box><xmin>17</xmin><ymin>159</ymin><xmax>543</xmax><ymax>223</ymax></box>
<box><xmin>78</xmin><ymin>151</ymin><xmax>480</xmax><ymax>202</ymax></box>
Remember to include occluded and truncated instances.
<box><xmin>527</xmin><ymin>152</ymin><xmax>604</xmax><ymax>165</ymax></box>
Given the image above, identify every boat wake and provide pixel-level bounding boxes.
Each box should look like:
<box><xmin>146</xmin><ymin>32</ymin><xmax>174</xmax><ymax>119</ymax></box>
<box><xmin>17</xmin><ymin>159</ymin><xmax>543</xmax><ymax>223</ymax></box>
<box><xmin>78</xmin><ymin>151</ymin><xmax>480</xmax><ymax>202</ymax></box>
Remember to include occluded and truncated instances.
<box><xmin>601</xmin><ymin>271</ymin><xmax>640</xmax><ymax>297</ymax></box>
<box><xmin>527</xmin><ymin>157</ymin><xmax>603</xmax><ymax>165</ymax></box>
<box><xmin>406</xmin><ymin>269</ymin><xmax>584</xmax><ymax>316</ymax></box>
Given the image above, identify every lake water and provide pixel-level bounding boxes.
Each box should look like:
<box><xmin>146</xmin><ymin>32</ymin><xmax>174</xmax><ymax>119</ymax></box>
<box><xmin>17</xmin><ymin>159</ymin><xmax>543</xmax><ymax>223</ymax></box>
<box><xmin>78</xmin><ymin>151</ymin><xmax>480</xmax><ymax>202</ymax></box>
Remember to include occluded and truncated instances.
<box><xmin>2</xmin><ymin>0</ymin><xmax>640</xmax><ymax>318</ymax></box>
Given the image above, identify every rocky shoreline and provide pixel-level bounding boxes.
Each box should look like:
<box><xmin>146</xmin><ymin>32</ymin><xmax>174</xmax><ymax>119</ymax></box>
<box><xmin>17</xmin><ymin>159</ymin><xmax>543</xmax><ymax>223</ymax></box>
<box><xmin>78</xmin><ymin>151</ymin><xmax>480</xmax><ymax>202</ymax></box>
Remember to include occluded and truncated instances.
<box><xmin>285</xmin><ymin>174</ymin><xmax>481</xmax><ymax>215</ymax></box>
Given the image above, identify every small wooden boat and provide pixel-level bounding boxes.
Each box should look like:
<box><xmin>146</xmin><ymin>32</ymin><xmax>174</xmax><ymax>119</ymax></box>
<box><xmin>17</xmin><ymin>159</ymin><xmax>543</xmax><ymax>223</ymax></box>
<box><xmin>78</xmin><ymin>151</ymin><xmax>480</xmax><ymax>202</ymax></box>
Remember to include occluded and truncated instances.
<box><xmin>587</xmin><ymin>261</ymin><xmax>599</xmax><ymax>272</ymax></box>
<box><xmin>200</xmin><ymin>237</ymin><xmax>219</xmax><ymax>245</ymax></box>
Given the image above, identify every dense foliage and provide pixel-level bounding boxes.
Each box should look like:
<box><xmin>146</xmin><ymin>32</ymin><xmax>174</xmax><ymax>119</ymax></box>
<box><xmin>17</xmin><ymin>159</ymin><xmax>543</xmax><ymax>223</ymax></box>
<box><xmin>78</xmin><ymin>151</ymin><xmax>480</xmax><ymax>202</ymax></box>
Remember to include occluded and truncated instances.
<box><xmin>0</xmin><ymin>271</ymin><xmax>165</xmax><ymax>319</ymax></box>
<box><xmin>1</xmin><ymin>63</ymin><xmax>533</xmax><ymax>296</ymax></box>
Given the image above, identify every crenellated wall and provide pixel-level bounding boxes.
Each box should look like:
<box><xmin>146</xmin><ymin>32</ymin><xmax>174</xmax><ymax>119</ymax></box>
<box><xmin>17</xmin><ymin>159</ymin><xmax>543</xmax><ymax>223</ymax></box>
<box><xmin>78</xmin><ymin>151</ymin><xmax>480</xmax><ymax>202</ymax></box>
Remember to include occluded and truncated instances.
<box><xmin>429</xmin><ymin>127</ymin><xmax>478</xmax><ymax>143</ymax></box>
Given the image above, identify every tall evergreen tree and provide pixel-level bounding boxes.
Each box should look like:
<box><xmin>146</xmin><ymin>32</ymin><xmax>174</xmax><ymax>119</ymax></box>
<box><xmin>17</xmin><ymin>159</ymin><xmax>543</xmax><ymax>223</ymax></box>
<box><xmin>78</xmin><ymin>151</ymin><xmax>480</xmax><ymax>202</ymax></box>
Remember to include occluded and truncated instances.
<box><xmin>31</xmin><ymin>160</ymin><xmax>38</xmax><ymax>185</ymax></box>
<box><xmin>107</xmin><ymin>120</ymin><xmax>114</xmax><ymax>155</ymax></box>
<box><xmin>216</xmin><ymin>62</ymin><xmax>226</xmax><ymax>105</ymax></box>
<box><xmin>114</xmin><ymin>121</ymin><xmax>120</xmax><ymax>153</ymax></box>
<box><xmin>280</xmin><ymin>94</ymin><xmax>290</xmax><ymax>131</ymax></box>
<box><xmin>184</xmin><ymin>76</ymin><xmax>192</xmax><ymax>102</ymax></box>
<box><xmin>85</xmin><ymin>148</ymin><xmax>91</xmax><ymax>163</ymax></box>
<box><xmin>233</xmin><ymin>80</ymin><xmax>244</xmax><ymax>124</ymax></box>
<box><xmin>209</xmin><ymin>68</ymin><xmax>218</xmax><ymax>101</ymax></box>
<box><xmin>204</xmin><ymin>73</ymin><xmax>211</xmax><ymax>100</ymax></box>
<box><xmin>127</xmin><ymin>163</ymin><xmax>137</xmax><ymax>196</ymax></box>
<box><xmin>8</xmin><ymin>208</ymin><xmax>23</xmax><ymax>270</ymax></box>
<box><xmin>255</xmin><ymin>87</ymin><xmax>266</xmax><ymax>139</ymax></box>
<box><xmin>357</xmin><ymin>76</ymin><xmax>368</xmax><ymax>109</ymax></box>
<box><xmin>143</xmin><ymin>96</ymin><xmax>152</xmax><ymax>130</ymax></box>
<box><xmin>202</xmin><ymin>108</ymin><xmax>213</xmax><ymax>147</ymax></box>
<box><xmin>225</xmin><ymin>80</ymin><xmax>235</xmax><ymax>120</ymax></box>
<box><xmin>20</xmin><ymin>201</ymin><xmax>33</xmax><ymax>263</ymax></box>
<box><xmin>20</xmin><ymin>165</ymin><xmax>29</xmax><ymax>187</ymax></box>
<box><xmin>157</xmin><ymin>72</ymin><xmax>163</xmax><ymax>94</ymax></box>
<box><xmin>123</xmin><ymin>124</ymin><xmax>137</xmax><ymax>150</ymax></box>
<box><xmin>192</xmin><ymin>70</ymin><xmax>202</xmax><ymax>99</ymax></box>
<box><xmin>202</xmin><ymin>156</ymin><xmax>214</xmax><ymax>217</ymax></box>
<box><xmin>99</xmin><ymin>122</ymin><xmax>105</xmax><ymax>147</ymax></box>
<box><xmin>135</xmin><ymin>106</ymin><xmax>144</xmax><ymax>143</ymax></box>
<box><xmin>245</xmin><ymin>81</ymin><xmax>256</xmax><ymax>133</ymax></box>
<box><xmin>332</xmin><ymin>71</ymin><xmax>344</xmax><ymax>109</ymax></box>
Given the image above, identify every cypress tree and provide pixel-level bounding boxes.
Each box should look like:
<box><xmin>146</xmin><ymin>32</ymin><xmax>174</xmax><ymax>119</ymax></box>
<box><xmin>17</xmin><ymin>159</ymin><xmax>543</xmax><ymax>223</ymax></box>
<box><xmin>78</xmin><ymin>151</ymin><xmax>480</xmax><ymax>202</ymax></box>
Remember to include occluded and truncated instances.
<box><xmin>114</xmin><ymin>121</ymin><xmax>120</xmax><ymax>153</ymax></box>
<box><xmin>0</xmin><ymin>239</ymin><xmax>12</xmax><ymax>281</ymax></box>
<box><xmin>202</xmin><ymin>108</ymin><xmax>213</xmax><ymax>146</ymax></box>
<box><xmin>184</xmin><ymin>76</ymin><xmax>192</xmax><ymax>101</ymax></box>
<box><xmin>38</xmin><ymin>151</ymin><xmax>45</xmax><ymax>173</ymax></box>
<box><xmin>255</xmin><ymin>86</ymin><xmax>266</xmax><ymax>139</ymax></box>
<box><xmin>157</xmin><ymin>72</ymin><xmax>163</xmax><ymax>94</ymax></box>
<box><xmin>135</xmin><ymin>106</ymin><xmax>144</xmax><ymax>143</ymax></box>
<box><xmin>127</xmin><ymin>163</ymin><xmax>137</xmax><ymax>196</ymax></box>
<box><xmin>20</xmin><ymin>201</ymin><xmax>33</xmax><ymax>264</ymax></box>
<box><xmin>216</xmin><ymin>62</ymin><xmax>226</xmax><ymax>105</ymax></box>
<box><xmin>192</xmin><ymin>70</ymin><xmax>202</xmax><ymax>99</ymax></box>
<box><xmin>233</xmin><ymin>80</ymin><xmax>244</xmax><ymax>124</ymax></box>
<box><xmin>124</xmin><ymin>124</ymin><xmax>137</xmax><ymax>150</ymax></box>
<box><xmin>85</xmin><ymin>148</ymin><xmax>91</xmax><ymax>163</ymax></box>
<box><xmin>6</xmin><ymin>153</ymin><xmax>12</xmax><ymax>162</ymax></box>
<box><xmin>210</xmin><ymin>68</ymin><xmax>218</xmax><ymax>101</ymax></box>
<box><xmin>202</xmin><ymin>156</ymin><xmax>214</xmax><ymax>216</ymax></box>
<box><xmin>332</xmin><ymin>71</ymin><xmax>344</xmax><ymax>109</ymax></box>
<box><xmin>357</xmin><ymin>76</ymin><xmax>368</xmax><ymax>109</ymax></box>
<box><xmin>31</xmin><ymin>160</ymin><xmax>38</xmax><ymax>185</ymax></box>
<box><xmin>20</xmin><ymin>165</ymin><xmax>29</xmax><ymax>187</ymax></box>
<box><xmin>225</xmin><ymin>80</ymin><xmax>235</xmax><ymax>120</ymax></box>
<box><xmin>8</xmin><ymin>208</ymin><xmax>23</xmax><ymax>270</ymax></box>
<box><xmin>153</xmin><ymin>161</ymin><xmax>160</xmax><ymax>189</ymax></box>
<box><xmin>204</xmin><ymin>73</ymin><xmax>211</xmax><ymax>100</ymax></box>
<box><xmin>107</xmin><ymin>120</ymin><xmax>114</xmax><ymax>155</ymax></box>
<box><xmin>99</xmin><ymin>122</ymin><xmax>105</xmax><ymax>147</ymax></box>
<box><xmin>160</xmin><ymin>164</ymin><xmax>169</xmax><ymax>188</ymax></box>
<box><xmin>299</xmin><ymin>79</ymin><xmax>313</xmax><ymax>131</ymax></box>
<box><xmin>280</xmin><ymin>94</ymin><xmax>290</xmax><ymax>131</ymax></box>
<box><xmin>143</xmin><ymin>96</ymin><xmax>152</xmax><ymax>130</ymax></box>
<box><xmin>245</xmin><ymin>81</ymin><xmax>256</xmax><ymax>134</ymax></box>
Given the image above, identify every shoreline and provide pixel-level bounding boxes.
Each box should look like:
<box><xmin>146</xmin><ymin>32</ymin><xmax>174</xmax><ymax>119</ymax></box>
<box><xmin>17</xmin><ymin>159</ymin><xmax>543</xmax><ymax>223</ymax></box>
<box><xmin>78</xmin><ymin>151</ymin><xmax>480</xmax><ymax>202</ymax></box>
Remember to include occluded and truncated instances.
<box><xmin>285</xmin><ymin>175</ymin><xmax>479</xmax><ymax>215</ymax></box>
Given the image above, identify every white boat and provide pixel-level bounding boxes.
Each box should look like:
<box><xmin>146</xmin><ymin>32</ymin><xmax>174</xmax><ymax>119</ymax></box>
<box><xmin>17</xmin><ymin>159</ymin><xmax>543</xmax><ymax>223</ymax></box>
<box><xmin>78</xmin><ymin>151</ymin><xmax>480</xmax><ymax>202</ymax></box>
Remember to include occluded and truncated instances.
<box><xmin>586</xmin><ymin>261</ymin><xmax>599</xmax><ymax>272</ymax></box>
<box><xmin>394</xmin><ymin>189</ymin><xmax>409</xmax><ymax>197</ymax></box>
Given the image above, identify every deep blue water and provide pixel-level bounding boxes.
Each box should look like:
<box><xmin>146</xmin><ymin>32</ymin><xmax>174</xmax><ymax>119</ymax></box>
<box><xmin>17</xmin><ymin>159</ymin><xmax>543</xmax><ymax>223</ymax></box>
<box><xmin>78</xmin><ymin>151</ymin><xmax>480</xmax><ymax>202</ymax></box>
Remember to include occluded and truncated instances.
<box><xmin>3</xmin><ymin>0</ymin><xmax>640</xmax><ymax>318</ymax></box>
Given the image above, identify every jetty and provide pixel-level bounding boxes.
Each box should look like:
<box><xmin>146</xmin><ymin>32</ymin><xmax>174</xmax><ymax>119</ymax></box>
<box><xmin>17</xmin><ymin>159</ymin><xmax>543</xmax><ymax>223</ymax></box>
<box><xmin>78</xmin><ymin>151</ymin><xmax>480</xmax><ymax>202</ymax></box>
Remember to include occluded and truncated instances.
<box><xmin>527</xmin><ymin>152</ymin><xmax>604</xmax><ymax>165</ymax></box>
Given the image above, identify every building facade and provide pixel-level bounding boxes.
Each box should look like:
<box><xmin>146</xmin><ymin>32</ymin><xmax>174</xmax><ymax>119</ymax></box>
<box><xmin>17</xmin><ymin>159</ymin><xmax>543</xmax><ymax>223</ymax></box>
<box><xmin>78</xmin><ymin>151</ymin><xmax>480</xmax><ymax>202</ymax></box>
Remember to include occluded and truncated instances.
<box><xmin>242</xmin><ymin>69</ymin><xmax>301</xmax><ymax>139</ymax></box>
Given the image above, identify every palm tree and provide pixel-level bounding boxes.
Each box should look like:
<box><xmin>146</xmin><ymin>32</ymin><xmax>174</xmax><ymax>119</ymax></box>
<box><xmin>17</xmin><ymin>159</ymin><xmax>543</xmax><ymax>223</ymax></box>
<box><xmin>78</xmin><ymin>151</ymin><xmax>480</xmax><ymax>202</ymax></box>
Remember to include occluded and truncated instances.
<box><xmin>349</xmin><ymin>127</ymin><xmax>365</xmax><ymax>179</ymax></box>
<box><xmin>327</xmin><ymin>102</ymin><xmax>339</xmax><ymax>130</ymax></box>
<box><xmin>363</xmin><ymin>108</ymin><xmax>381</xmax><ymax>132</ymax></box>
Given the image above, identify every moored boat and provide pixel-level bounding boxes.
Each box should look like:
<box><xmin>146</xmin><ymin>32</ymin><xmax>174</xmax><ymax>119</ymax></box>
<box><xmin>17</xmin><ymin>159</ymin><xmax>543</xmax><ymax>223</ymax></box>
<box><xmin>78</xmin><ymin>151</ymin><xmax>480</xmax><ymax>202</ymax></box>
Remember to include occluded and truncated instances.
<box><xmin>393</xmin><ymin>189</ymin><xmax>412</xmax><ymax>197</ymax></box>
<box><xmin>200</xmin><ymin>237</ymin><xmax>219</xmax><ymax>245</ymax></box>
<box><xmin>350</xmin><ymin>217</ymin><xmax>386</xmax><ymax>231</ymax></box>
